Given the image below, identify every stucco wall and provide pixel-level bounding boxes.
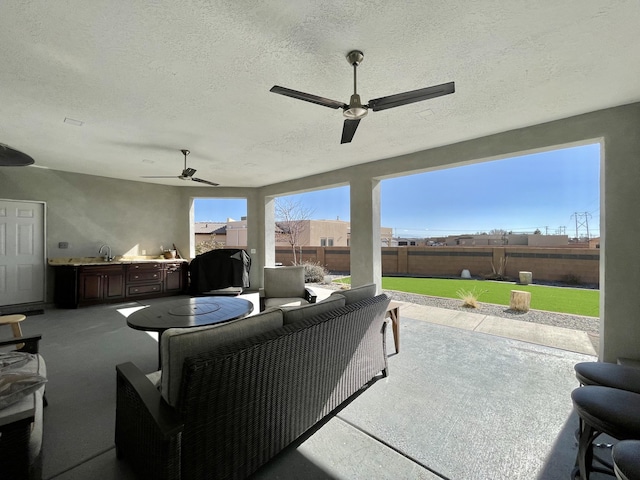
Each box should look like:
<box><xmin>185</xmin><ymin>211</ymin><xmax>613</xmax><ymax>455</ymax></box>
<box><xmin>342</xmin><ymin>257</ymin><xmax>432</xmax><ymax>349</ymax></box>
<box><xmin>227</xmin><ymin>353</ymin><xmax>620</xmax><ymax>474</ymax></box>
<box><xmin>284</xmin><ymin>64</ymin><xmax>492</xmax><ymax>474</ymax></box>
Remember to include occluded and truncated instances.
<box><xmin>1</xmin><ymin>168</ymin><xmax>191</xmax><ymax>301</ymax></box>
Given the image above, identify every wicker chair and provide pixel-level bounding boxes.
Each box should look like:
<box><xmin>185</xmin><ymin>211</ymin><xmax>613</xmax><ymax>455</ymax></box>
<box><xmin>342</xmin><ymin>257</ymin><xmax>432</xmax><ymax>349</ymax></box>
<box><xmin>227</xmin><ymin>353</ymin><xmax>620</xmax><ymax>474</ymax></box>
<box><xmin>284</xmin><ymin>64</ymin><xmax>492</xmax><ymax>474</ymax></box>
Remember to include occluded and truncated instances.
<box><xmin>260</xmin><ymin>265</ymin><xmax>317</xmax><ymax>310</ymax></box>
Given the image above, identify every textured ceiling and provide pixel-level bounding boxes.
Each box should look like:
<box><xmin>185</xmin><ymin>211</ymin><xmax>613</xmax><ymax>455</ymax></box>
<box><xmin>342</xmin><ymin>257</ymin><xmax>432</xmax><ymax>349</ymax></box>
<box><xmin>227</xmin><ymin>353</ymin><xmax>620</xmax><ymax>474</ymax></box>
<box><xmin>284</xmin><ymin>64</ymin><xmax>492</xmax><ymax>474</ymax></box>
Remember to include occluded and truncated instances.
<box><xmin>1</xmin><ymin>1</ymin><xmax>638</xmax><ymax>188</ymax></box>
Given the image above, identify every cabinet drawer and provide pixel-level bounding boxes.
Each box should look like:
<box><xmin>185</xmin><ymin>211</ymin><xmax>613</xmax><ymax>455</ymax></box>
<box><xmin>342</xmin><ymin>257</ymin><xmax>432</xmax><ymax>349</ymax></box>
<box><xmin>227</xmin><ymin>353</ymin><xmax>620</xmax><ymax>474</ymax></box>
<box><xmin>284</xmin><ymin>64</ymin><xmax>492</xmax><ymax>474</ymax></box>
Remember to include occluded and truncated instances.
<box><xmin>127</xmin><ymin>271</ymin><xmax>161</xmax><ymax>283</ymax></box>
<box><xmin>79</xmin><ymin>265</ymin><xmax>124</xmax><ymax>274</ymax></box>
<box><xmin>127</xmin><ymin>263</ymin><xmax>161</xmax><ymax>271</ymax></box>
<box><xmin>127</xmin><ymin>283</ymin><xmax>162</xmax><ymax>296</ymax></box>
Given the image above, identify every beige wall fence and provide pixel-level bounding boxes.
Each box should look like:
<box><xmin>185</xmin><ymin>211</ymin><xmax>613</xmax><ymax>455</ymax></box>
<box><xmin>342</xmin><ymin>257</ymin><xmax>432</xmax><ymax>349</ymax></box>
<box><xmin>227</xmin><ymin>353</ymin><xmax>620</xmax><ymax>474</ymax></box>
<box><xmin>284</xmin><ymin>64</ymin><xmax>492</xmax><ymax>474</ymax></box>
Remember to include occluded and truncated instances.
<box><xmin>273</xmin><ymin>246</ymin><xmax>599</xmax><ymax>286</ymax></box>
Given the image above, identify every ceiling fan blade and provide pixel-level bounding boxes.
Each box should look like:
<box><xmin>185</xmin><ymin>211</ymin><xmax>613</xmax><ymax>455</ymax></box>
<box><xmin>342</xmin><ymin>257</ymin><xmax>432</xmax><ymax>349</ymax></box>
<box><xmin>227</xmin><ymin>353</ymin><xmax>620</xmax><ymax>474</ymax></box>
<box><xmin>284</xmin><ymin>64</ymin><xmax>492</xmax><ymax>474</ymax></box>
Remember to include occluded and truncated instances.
<box><xmin>341</xmin><ymin>119</ymin><xmax>361</xmax><ymax>144</ymax></box>
<box><xmin>191</xmin><ymin>177</ymin><xmax>220</xmax><ymax>187</ymax></box>
<box><xmin>368</xmin><ymin>81</ymin><xmax>455</xmax><ymax>112</ymax></box>
<box><xmin>270</xmin><ymin>86</ymin><xmax>347</xmax><ymax>110</ymax></box>
<box><xmin>0</xmin><ymin>143</ymin><xmax>34</xmax><ymax>166</ymax></box>
<box><xmin>182</xmin><ymin>167</ymin><xmax>197</xmax><ymax>177</ymax></box>
<box><xmin>140</xmin><ymin>175</ymin><xmax>181</xmax><ymax>178</ymax></box>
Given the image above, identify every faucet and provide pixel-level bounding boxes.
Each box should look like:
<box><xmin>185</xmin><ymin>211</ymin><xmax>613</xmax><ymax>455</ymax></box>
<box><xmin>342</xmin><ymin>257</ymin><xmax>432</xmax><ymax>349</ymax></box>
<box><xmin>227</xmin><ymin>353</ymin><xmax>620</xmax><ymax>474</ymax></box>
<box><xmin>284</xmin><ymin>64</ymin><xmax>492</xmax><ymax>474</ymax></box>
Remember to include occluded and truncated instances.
<box><xmin>99</xmin><ymin>244</ymin><xmax>114</xmax><ymax>262</ymax></box>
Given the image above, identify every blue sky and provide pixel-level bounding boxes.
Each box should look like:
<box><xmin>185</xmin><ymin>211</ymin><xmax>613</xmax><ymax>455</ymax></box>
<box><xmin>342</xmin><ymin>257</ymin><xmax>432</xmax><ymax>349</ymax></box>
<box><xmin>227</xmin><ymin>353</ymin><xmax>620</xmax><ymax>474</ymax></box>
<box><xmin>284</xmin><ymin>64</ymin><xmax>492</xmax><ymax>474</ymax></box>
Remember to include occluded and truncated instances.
<box><xmin>194</xmin><ymin>143</ymin><xmax>600</xmax><ymax>238</ymax></box>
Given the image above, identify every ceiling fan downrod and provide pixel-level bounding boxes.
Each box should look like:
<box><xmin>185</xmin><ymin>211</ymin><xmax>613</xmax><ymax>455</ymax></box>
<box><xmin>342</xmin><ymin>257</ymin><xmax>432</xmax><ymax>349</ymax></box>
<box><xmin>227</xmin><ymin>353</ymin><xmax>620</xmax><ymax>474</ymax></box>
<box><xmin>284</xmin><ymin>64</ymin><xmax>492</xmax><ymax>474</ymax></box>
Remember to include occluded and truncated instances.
<box><xmin>343</xmin><ymin>50</ymin><xmax>368</xmax><ymax>120</ymax></box>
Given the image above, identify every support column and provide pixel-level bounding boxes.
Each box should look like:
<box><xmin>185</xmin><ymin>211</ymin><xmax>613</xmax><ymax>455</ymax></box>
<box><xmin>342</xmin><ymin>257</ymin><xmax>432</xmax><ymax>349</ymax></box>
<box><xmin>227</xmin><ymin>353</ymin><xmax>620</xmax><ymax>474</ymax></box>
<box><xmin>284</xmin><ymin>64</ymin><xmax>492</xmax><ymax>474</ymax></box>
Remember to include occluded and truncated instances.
<box><xmin>247</xmin><ymin>191</ymin><xmax>275</xmax><ymax>288</ymax></box>
<box><xmin>349</xmin><ymin>177</ymin><xmax>382</xmax><ymax>292</ymax></box>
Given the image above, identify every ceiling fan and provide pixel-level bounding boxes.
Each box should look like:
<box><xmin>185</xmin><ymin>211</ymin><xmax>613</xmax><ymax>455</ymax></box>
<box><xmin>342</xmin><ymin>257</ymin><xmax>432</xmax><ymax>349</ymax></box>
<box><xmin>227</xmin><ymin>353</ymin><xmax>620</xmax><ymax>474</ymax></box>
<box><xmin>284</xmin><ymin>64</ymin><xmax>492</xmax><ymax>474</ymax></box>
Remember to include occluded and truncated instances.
<box><xmin>270</xmin><ymin>50</ymin><xmax>455</xmax><ymax>144</ymax></box>
<box><xmin>141</xmin><ymin>149</ymin><xmax>219</xmax><ymax>186</ymax></box>
<box><xmin>0</xmin><ymin>143</ymin><xmax>35</xmax><ymax>166</ymax></box>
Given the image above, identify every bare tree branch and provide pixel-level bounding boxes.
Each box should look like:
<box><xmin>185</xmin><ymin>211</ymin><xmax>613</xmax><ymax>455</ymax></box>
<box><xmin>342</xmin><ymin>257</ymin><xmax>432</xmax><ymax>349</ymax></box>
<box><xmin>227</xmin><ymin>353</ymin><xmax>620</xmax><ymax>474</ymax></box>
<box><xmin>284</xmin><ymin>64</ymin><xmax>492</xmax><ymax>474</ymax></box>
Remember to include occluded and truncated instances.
<box><xmin>275</xmin><ymin>198</ymin><xmax>315</xmax><ymax>264</ymax></box>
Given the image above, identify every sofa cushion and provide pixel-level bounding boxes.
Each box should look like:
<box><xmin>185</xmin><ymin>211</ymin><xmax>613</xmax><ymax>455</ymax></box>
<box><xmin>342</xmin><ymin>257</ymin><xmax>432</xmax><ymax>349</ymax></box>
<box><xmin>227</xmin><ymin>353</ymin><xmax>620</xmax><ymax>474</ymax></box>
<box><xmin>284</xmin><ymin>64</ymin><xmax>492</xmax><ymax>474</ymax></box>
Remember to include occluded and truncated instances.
<box><xmin>280</xmin><ymin>294</ymin><xmax>346</xmax><ymax>325</ymax></box>
<box><xmin>329</xmin><ymin>283</ymin><xmax>377</xmax><ymax>305</ymax></box>
<box><xmin>263</xmin><ymin>266</ymin><xmax>306</xmax><ymax>298</ymax></box>
<box><xmin>161</xmin><ymin>308</ymin><xmax>283</xmax><ymax>407</ymax></box>
<box><xmin>264</xmin><ymin>297</ymin><xmax>309</xmax><ymax>309</ymax></box>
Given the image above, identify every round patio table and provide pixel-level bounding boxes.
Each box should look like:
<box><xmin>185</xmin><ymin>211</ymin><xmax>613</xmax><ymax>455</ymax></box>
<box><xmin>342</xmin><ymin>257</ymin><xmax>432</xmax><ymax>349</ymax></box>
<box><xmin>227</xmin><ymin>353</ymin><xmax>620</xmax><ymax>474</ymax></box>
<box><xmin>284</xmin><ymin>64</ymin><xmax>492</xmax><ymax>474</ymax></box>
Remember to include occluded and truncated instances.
<box><xmin>127</xmin><ymin>296</ymin><xmax>253</xmax><ymax>367</ymax></box>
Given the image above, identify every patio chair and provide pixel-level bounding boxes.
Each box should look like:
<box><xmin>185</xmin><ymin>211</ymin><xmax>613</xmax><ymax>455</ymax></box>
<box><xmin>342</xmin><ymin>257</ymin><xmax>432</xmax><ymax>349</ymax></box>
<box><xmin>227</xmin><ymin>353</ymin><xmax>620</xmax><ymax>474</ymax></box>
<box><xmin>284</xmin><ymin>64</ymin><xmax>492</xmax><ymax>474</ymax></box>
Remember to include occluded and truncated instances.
<box><xmin>260</xmin><ymin>266</ymin><xmax>317</xmax><ymax>310</ymax></box>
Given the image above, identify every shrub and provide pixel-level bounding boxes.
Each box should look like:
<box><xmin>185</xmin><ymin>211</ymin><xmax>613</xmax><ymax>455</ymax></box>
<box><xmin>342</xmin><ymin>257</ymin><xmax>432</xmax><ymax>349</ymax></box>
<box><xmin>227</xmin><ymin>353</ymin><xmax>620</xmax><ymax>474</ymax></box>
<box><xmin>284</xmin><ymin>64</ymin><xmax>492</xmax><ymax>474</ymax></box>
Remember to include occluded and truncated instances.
<box><xmin>195</xmin><ymin>235</ymin><xmax>225</xmax><ymax>255</ymax></box>
<box><xmin>564</xmin><ymin>273</ymin><xmax>582</xmax><ymax>285</ymax></box>
<box><xmin>456</xmin><ymin>287</ymin><xmax>487</xmax><ymax>308</ymax></box>
<box><xmin>300</xmin><ymin>261</ymin><xmax>328</xmax><ymax>283</ymax></box>
<box><xmin>487</xmin><ymin>256</ymin><xmax>509</xmax><ymax>281</ymax></box>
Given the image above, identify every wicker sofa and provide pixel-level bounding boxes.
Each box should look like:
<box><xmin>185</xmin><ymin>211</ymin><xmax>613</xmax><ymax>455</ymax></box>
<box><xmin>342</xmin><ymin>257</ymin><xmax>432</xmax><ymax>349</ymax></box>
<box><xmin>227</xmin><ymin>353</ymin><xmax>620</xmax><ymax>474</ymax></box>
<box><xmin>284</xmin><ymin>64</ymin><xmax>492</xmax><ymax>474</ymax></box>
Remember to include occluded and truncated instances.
<box><xmin>115</xmin><ymin>284</ymin><xmax>389</xmax><ymax>480</ymax></box>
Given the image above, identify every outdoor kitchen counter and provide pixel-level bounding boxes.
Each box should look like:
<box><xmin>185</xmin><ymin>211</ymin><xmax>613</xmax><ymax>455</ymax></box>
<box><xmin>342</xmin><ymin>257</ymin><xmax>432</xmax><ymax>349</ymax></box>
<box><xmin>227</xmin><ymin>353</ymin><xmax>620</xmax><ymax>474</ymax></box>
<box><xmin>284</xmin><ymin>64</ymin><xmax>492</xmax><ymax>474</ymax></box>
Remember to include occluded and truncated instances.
<box><xmin>48</xmin><ymin>256</ymin><xmax>188</xmax><ymax>266</ymax></box>
<box><xmin>51</xmin><ymin>257</ymin><xmax>189</xmax><ymax>308</ymax></box>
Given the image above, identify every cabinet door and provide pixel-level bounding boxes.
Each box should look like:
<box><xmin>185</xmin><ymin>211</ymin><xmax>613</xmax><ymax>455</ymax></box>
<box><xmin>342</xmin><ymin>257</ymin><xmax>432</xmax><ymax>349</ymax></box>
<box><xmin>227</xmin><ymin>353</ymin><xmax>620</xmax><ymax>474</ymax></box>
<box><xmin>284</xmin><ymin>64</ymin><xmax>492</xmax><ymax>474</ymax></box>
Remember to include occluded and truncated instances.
<box><xmin>79</xmin><ymin>273</ymin><xmax>103</xmax><ymax>301</ymax></box>
<box><xmin>164</xmin><ymin>264</ymin><xmax>183</xmax><ymax>292</ymax></box>
<box><xmin>104</xmin><ymin>271</ymin><xmax>125</xmax><ymax>299</ymax></box>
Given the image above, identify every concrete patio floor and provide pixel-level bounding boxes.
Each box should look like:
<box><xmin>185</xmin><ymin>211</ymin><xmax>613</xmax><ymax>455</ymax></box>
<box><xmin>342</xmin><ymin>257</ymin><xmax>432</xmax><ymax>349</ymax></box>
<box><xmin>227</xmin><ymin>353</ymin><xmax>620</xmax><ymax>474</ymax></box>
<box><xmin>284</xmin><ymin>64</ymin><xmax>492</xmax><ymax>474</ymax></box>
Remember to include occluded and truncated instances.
<box><xmin>38</xmin><ymin>290</ymin><xmax>604</xmax><ymax>479</ymax></box>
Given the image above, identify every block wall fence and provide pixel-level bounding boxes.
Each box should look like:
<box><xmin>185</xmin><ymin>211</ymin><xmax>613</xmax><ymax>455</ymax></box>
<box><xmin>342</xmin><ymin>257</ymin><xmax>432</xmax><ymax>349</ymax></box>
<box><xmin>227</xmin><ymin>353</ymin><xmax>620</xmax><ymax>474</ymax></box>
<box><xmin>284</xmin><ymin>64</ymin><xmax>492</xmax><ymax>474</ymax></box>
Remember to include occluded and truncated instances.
<box><xmin>274</xmin><ymin>246</ymin><xmax>600</xmax><ymax>286</ymax></box>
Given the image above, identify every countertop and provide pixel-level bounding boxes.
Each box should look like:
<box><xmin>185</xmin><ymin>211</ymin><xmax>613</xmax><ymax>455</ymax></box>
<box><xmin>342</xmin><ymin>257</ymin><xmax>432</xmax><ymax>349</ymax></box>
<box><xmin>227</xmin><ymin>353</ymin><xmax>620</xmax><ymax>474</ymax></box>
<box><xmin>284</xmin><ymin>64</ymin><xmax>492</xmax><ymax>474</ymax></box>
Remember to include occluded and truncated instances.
<box><xmin>48</xmin><ymin>256</ymin><xmax>189</xmax><ymax>266</ymax></box>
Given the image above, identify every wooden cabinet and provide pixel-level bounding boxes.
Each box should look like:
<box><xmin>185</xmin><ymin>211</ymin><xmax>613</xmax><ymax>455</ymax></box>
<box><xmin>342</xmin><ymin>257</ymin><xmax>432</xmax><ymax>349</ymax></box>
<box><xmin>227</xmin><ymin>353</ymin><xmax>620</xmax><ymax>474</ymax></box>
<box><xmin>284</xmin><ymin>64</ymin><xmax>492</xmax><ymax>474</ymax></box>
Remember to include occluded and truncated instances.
<box><xmin>54</xmin><ymin>261</ymin><xmax>187</xmax><ymax>308</ymax></box>
<box><xmin>78</xmin><ymin>265</ymin><xmax>125</xmax><ymax>303</ymax></box>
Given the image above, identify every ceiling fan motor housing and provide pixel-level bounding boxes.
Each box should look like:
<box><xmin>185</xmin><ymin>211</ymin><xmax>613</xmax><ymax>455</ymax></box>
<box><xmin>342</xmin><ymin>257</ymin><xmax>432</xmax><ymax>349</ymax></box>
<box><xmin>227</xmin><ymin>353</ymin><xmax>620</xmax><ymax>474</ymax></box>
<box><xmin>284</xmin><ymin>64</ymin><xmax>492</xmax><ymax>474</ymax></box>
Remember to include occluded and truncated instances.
<box><xmin>343</xmin><ymin>94</ymin><xmax>368</xmax><ymax>119</ymax></box>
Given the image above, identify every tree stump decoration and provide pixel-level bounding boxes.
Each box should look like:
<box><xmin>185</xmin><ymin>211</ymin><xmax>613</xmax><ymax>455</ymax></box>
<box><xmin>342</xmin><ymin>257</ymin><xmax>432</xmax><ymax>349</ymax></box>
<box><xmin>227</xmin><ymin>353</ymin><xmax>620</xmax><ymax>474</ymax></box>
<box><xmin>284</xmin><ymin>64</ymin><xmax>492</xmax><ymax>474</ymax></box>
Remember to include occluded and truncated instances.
<box><xmin>510</xmin><ymin>290</ymin><xmax>531</xmax><ymax>312</ymax></box>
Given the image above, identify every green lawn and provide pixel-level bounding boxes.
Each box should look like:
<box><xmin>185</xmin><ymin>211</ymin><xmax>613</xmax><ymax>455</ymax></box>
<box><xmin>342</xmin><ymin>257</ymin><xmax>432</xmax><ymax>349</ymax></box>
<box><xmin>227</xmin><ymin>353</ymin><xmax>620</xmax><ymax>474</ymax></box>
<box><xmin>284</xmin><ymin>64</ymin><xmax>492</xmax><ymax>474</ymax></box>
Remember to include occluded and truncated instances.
<box><xmin>334</xmin><ymin>276</ymin><xmax>599</xmax><ymax>317</ymax></box>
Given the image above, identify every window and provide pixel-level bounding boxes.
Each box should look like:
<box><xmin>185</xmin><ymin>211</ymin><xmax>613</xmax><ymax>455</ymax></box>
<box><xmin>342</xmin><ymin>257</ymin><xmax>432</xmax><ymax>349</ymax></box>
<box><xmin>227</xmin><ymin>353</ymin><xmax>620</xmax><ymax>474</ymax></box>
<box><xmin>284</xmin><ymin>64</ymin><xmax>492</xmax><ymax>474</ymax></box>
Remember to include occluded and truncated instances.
<box><xmin>327</xmin><ymin>238</ymin><xmax>334</xmax><ymax>246</ymax></box>
<box><xmin>320</xmin><ymin>238</ymin><xmax>327</xmax><ymax>247</ymax></box>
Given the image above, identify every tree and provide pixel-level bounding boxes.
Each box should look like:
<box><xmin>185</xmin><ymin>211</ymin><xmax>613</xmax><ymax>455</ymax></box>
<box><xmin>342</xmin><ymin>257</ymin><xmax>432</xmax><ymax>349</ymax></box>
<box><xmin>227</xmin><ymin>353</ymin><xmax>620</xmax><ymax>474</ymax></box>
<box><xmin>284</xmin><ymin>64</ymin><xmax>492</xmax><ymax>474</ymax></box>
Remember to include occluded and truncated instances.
<box><xmin>533</xmin><ymin>228</ymin><xmax>541</xmax><ymax>234</ymax></box>
<box><xmin>275</xmin><ymin>198</ymin><xmax>315</xmax><ymax>264</ymax></box>
<box><xmin>489</xmin><ymin>228</ymin><xmax>508</xmax><ymax>235</ymax></box>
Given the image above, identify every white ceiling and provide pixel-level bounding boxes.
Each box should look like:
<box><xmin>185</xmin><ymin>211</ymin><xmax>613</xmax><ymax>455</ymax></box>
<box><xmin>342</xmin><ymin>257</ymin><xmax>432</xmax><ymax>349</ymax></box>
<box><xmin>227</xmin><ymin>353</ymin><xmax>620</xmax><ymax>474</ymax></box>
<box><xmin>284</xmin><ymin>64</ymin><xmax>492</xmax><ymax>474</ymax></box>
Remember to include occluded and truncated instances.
<box><xmin>1</xmin><ymin>1</ymin><xmax>639</xmax><ymax>188</ymax></box>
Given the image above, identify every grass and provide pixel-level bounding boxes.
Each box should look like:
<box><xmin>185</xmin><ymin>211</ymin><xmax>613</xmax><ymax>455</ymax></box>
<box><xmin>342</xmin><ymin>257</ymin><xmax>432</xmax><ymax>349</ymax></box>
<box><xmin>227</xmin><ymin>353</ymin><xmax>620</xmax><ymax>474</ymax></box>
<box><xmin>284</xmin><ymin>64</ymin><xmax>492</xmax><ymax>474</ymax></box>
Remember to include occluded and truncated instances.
<box><xmin>334</xmin><ymin>276</ymin><xmax>599</xmax><ymax>317</ymax></box>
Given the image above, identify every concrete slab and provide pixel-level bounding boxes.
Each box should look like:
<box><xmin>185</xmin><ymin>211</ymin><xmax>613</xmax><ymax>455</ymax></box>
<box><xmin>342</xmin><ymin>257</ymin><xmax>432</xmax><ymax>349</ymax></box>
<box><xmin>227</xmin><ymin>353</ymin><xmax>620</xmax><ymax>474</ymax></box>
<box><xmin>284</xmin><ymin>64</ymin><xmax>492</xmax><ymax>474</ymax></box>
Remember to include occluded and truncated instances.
<box><xmin>253</xmin><ymin>416</ymin><xmax>441</xmax><ymax>479</ymax></box>
<box><xmin>475</xmin><ymin>315</ymin><xmax>597</xmax><ymax>355</ymax></box>
<box><xmin>402</xmin><ymin>303</ymin><xmax>485</xmax><ymax>331</ymax></box>
<box><xmin>335</xmin><ymin>317</ymin><xmax>597</xmax><ymax>480</ymax></box>
<box><xmin>392</xmin><ymin>302</ymin><xmax>595</xmax><ymax>356</ymax></box>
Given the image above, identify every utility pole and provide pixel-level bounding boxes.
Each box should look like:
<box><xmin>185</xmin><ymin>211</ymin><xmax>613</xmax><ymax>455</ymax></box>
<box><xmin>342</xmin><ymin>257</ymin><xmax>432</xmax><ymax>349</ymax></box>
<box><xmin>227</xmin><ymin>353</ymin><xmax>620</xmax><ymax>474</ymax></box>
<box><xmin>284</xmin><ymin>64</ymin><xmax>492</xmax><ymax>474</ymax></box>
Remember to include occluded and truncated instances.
<box><xmin>571</xmin><ymin>212</ymin><xmax>592</xmax><ymax>239</ymax></box>
<box><xmin>555</xmin><ymin>226</ymin><xmax>566</xmax><ymax>235</ymax></box>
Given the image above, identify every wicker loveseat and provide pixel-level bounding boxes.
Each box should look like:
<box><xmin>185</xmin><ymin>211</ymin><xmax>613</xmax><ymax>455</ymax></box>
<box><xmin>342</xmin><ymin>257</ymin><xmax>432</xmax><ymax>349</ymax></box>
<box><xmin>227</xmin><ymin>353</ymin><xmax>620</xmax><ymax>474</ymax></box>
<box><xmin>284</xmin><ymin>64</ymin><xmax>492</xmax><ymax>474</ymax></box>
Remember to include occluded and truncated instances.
<box><xmin>115</xmin><ymin>284</ymin><xmax>389</xmax><ymax>480</ymax></box>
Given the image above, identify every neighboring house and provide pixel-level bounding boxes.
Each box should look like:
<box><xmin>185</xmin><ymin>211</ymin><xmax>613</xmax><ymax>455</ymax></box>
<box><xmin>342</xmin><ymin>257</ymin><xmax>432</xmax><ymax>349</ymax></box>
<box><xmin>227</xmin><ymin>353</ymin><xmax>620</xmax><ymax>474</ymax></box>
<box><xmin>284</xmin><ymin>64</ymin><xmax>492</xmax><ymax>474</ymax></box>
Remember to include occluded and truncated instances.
<box><xmin>445</xmin><ymin>234</ymin><xmax>570</xmax><ymax>247</ymax></box>
<box><xmin>194</xmin><ymin>221</ymin><xmax>227</xmax><ymax>245</ymax></box>
<box><xmin>394</xmin><ymin>237</ymin><xmax>427</xmax><ymax>247</ymax></box>
<box><xmin>213</xmin><ymin>218</ymin><xmax>392</xmax><ymax>248</ymax></box>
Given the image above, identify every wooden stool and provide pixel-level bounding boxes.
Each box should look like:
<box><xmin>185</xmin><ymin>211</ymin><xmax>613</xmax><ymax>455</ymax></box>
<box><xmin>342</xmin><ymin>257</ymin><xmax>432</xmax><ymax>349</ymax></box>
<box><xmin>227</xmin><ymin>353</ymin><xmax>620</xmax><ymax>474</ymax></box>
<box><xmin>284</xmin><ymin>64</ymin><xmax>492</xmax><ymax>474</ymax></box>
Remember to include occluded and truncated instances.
<box><xmin>385</xmin><ymin>301</ymin><xmax>401</xmax><ymax>353</ymax></box>
<box><xmin>0</xmin><ymin>314</ymin><xmax>26</xmax><ymax>349</ymax></box>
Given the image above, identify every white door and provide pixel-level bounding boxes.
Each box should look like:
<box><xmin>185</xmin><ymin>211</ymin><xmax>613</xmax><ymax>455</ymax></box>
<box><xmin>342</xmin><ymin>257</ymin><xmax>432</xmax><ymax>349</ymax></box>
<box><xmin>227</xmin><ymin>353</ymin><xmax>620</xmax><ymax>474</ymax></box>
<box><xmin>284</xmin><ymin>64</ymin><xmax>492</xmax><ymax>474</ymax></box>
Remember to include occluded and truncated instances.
<box><xmin>0</xmin><ymin>200</ymin><xmax>46</xmax><ymax>306</ymax></box>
